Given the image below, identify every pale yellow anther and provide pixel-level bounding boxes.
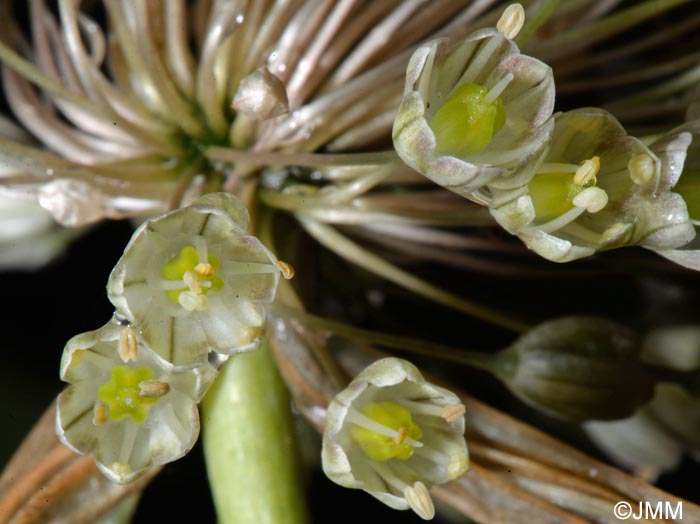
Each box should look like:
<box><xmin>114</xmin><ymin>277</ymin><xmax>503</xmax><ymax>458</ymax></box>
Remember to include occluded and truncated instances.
<box><xmin>178</xmin><ymin>290</ymin><xmax>208</xmax><ymax>311</ymax></box>
<box><xmin>183</xmin><ymin>271</ymin><xmax>202</xmax><ymax>293</ymax></box>
<box><xmin>441</xmin><ymin>403</ymin><xmax>466</xmax><ymax>423</ymax></box>
<box><xmin>138</xmin><ymin>379</ymin><xmax>170</xmax><ymax>398</ymax></box>
<box><xmin>118</xmin><ymin>327</ymin><xmax>138</xmax><ymax>363</ymax></box>
<box><xmin>93</xmin><ymin>404</ymin><xmax>108</xmax><ymax>425</ymax></box>
<box><xmin>572</xmin><ymin>187</ymin><xmax>608</xmax><ymax>213</ymax></box>
<box><xmin>194</xmin><ymin>262</ymin><xmax>214</xmax><ymax>277</ymax></box>
<box><xmin>404</xmin><ymin>481</ymin><xmax>435</xmax><ymax>520</ymax></box>
<box><xmin>497</xmin><ymin>3</ymin><xmax>525</xmax><ymax>40</ymax></box>
<box><xmin>573</xmin><ymin>156</ymin><xmax>600</xmax><ymax>187</ymax></box>
<box><xmin>628</xmin><ymin>153</ymin><xmax>655</xmax><ymax>185</ymax></box>
<box><xmin>276</xmin><ymin>260</ymin><xmax>295</xmax><ymax>280</ymax></box>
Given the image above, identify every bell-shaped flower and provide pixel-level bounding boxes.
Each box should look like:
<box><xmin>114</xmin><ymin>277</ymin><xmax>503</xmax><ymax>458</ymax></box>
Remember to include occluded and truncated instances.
<box><xmin>322</xmin><ymin>357</ymin><xmax>469</xmax><ymax>520</ymax></box>
<box><xmin>56</xmin><ymin>322</ymin><xmax>218</xmax><ymax>484</ymax></box>
<box><xmin>107</xmin><ymin>193</ymin><xmax>281</xmax><ymax>368</ymax></box>
<box><xmin>392</xmin><ymin>4</ymin><xmax>554</xmax><ymax>199</ymax></box>
<box><xmin>491</xmin><ymin>108</ymin><xmax>695</xmax><ymax>262</ymax></box>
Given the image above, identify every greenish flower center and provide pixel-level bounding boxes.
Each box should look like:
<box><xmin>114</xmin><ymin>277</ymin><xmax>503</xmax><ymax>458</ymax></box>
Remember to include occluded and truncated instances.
<box><xmin>350</xmin><ymin>401</ymin><xmax>423</xmax><ymax>461</ymax></box>
<box><xmin>97</xmin><ymin>366</ymin><xmax>162</xmax><ymax>424</ymax></box>
<box><xmin>528</xmin><ymin>157</ymin><xmax>601</xmax><ymax>223</ymax></box>
<box><xmin>429</xmin><ymin>82</ymin><xmax>507</xmax><ymax>157</ymax></box>
<box><xmin>161</xmin><ymin>245</ymin><xmax>224</xmax><ymax>311</ymax></box>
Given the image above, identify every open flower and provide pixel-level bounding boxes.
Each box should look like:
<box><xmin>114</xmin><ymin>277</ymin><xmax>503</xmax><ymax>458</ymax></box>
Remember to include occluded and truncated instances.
<box><xmin>56</xmin><ymin>322</ymin><xmax>217</xmax><ymax>484</ymax></box>
<box><xmin>108</xmin><ymin>193</ymin><xmax>281</xmax><ymax>368</ymax></box>
<box><xmin>392</xmin><ymin>4</ymin><xmax>554</xmax><ymax>199</ymax></box>
<box><xmin>322</xmin><ymin>357</ymin><xmax>469</xmax><ymax>520</ymax></box>
<box><xmin>491</xmin><ymin>108</ymin><xmax>695</xmax><ymax>262</ymax></box>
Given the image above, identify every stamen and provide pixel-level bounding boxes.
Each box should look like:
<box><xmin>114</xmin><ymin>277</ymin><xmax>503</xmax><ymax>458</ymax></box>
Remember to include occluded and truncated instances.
<box><xmin>193</xmin><ymin>236</ymin><xmax>209</xmax><ymax>264</ymax></box>
<box><xmin>178</xmin><ymin>291</ymin><xmax>208</xmax><ymax>311</ymax></box>
<box><xmin>441</xmin><ymin>404</ymin><xmax>466</xmax><ymax>423</ymax></box>
<box><xmin>346</xmin><ymin>407</ymin><xmax>423</xmax><ymax>448</ymax></box>
<box><xmin>573</xmin><ymin>156</ymin><xmax>600</xmax><ymax>186</ymax></box>
<box><xmin>572</xmin><ymin>187</ymin><xmax>608</xmax><ymax>213</ymax></box>
<box><xmin>484</xmin><ymin>72</ymin><xmax>514</xmax><ymax>104</ymax></box>
<box><xmin>93</xmin><ymin>404</ymin><xmax>108</xmax><ymax>425</ymax></box>
<box><xmin>496</xmin><ymin>3</ymin><xmax>525</xmax><ymax>40</ymax></box>
<box><xmin>398</xmin><ymin>399</ymin><xmax>465</xmax><ymax>422</ymax></box>
<box><xmin>139</xmin><ymin>379</ymin><xmax>170</xmax><ymax>398</ymax></box>
<box><xmin>118</xmin><ymin>327</ymin><xmax>138</xmax><ymax>363</ymax></box>
<box><xmin>194</xmin><ymin>262</ymin><xmax>214</xmax><ymax>276</ymax></box>
<box><xmin>628</xmin><ymin>153</ymin><xmax>654</xmax><ymax>185</ymax></box>
<box><xmin>276</xmin><ymin>260</ymin><xmax>295</xmax><ymax>280</ymax></box>
<box><xmin>535</xmin><ymin>206</ymin><xmax>587</xmax><ymax>234</ymax></box>
<box><xmin>182</xmin><ymin>271</ymin><xmax>201</xmax><ymax>292</ymax></box>
<box><xmin>404</xmin><ymin>481</ymin><xmax>435</xmax><ymax>520</ymax></box>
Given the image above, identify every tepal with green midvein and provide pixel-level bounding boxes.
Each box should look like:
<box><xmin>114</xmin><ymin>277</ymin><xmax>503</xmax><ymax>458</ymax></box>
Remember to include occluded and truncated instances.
<box><xmin>56</xmin><ymin>323</ymin><xmax>218</xmax><ymax>484</ymax></box>
<box><xmin>107</xmin><ymin>193</ymin><xmax>284</xmax><ymax>369</ymax></box>
<box><xmin>392</xmin><ymin>3</ymin><xmax>555</xmax><ymax>199</ymax></box>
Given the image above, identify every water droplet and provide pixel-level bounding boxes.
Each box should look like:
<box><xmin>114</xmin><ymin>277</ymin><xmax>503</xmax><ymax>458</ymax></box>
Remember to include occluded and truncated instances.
<box><xmin>235</xmin><ymin>14</ymin><xmax>244</xmax><ymax>24</ymax></box>
<box><xmin>46</xmin><ymin>168</ymin><xmax>55</xmax><ymax>176</ymax></box>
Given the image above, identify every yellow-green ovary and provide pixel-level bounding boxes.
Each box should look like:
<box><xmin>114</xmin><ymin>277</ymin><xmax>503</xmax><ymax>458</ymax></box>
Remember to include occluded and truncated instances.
<box><xmin>350</xmin><ymin>401</ymin><xmax>423</xmax><ymax>461</ymax></box>
<box><xmin>430</xmin><ymin>82</ymin><xmax>506</xmax><ymax>157</ymax></box>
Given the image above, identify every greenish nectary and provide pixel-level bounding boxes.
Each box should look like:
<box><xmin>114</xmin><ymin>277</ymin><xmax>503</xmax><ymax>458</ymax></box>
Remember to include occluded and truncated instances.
<box><xmin>492</xmin><ymin>316</ymin><xmax>654</xmax><ymax>421</ymax></box>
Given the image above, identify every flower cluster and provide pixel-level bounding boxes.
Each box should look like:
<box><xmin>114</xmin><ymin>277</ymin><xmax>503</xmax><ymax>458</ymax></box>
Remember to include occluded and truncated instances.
<box><xmin>57</xmin><ymin>193</ymin><xmax>283</xmax><ymax>483</ymax></box>
<box><xmin>393</xmin><ymin>4</ymin><xmax>698</xmax><ymax>265</ymax></box>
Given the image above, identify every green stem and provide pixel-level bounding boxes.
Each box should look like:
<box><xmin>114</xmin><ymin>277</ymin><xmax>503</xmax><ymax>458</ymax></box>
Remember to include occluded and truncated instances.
<box><xmin>273</xmin><ymin>302</ymin><xmax>497</xmax><ymax>373</ymax></box>
<box><xmin>202</xmin><ymin>343</ymin><xmax>308</xmax><ymax>524</ymax></box>
<box><xmin>296</xmin><ymin>215</ymin><xmax>530</xmax><ymax>333</ymax></box>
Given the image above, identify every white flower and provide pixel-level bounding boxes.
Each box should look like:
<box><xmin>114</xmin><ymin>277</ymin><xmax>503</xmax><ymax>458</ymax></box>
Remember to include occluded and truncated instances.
<box><xmin>322</xmin><ymin>357</ymin><xmax>469</xmax><ymax>520</ymax></box>
<box><xmin>492</xmin><ymin>108</ymin><xmax>695</xmax><ymax>262</ymax></box>
<box><xmin>392</xmin><ymin>5</ymin><xmax>554</xmax><ymax>199</ymax></box>
<box><xmin>107</xmin><ymin>193</ymin><xmax>281</xmax><ymax>368</ymax></box>
<box><xmin>56</xmin><ymin>322</ymin><xmax>217</xmax><ymax>484</ymax></box>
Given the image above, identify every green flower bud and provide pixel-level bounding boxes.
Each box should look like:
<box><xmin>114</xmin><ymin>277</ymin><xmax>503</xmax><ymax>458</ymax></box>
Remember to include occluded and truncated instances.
<box><xmin>492</xmin><ymin>317</ymin><xmax>654</xmax><ymax>421</ymax></box>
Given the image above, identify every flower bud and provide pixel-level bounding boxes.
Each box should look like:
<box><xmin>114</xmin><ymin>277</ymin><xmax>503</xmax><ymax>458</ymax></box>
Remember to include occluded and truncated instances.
<box><xmin>492</xmin><ymin>317</ymin><xmax>654</xmax><ymax>421</ymax></box>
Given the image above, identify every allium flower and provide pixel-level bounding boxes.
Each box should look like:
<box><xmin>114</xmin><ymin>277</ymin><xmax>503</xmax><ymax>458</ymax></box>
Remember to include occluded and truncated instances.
<box><xmin>491</xmin><ymin>108</ymin><xmax>695</xmax><ymax>262</ymax></box>
<box><xmin>107</xmin><ymin>193</ymin><xmax>281</xmax><ymax>368</ymax></box>
<box><xmin>322</xmin><ymin>357</ymin><xmax>469</xmax><ymax>520</ymax></box>
<box><xmin>56</xmin><ymin>322</ymin><xmax>217</xmax><ymax>484</ymax></box>
<box><xmin>392</xmin><ymin>4</ymin><xmax>554</xmax><ymax>198</ymax></box>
